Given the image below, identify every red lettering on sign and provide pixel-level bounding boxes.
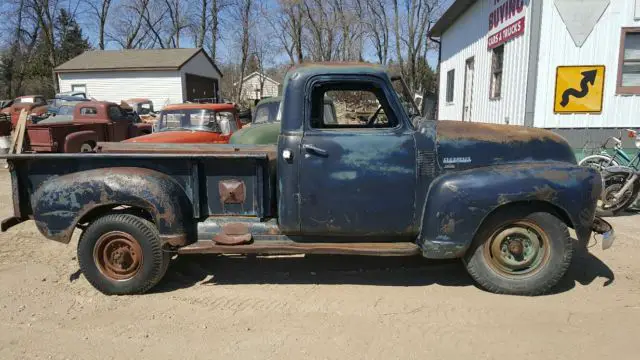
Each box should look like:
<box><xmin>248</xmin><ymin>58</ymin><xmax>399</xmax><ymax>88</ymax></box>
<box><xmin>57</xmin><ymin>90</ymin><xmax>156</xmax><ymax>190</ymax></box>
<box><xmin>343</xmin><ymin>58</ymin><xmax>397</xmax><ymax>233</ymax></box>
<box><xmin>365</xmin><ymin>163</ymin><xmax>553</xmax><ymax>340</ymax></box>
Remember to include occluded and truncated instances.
<box><xmin>488</xmin><ymin>17</ymin><xmax>525</xmax><ymax>49</ymax></box>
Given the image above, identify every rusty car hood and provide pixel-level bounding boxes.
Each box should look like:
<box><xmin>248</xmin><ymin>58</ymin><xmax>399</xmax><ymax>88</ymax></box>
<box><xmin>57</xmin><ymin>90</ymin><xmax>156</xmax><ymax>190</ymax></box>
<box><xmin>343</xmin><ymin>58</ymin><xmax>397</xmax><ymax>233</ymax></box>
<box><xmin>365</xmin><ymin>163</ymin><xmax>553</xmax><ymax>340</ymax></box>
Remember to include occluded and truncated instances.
<box><xmin>123</xmin><ymin>130</ymin><xmax>230</xmax><ymax>144</ymax></box>
<box><xmin>429</xmin><ymin>120</ymin><xmax>575</xmax><ymax>171</ymax></box>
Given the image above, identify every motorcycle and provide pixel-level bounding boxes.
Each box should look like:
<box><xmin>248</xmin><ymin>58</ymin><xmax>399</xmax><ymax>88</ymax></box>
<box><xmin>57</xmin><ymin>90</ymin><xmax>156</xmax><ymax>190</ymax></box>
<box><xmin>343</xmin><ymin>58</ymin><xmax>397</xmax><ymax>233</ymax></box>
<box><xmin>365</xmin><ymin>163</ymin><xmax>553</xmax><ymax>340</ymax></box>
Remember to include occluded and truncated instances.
<box><xmin>579</xmin><ymin>130</ymin><xmax>640</xmax><ymax>170</ymax></box>
<box><xmin>589</xmin><ymin>130</ymin><xmax>640</xmax><ymax>214</ymax></box>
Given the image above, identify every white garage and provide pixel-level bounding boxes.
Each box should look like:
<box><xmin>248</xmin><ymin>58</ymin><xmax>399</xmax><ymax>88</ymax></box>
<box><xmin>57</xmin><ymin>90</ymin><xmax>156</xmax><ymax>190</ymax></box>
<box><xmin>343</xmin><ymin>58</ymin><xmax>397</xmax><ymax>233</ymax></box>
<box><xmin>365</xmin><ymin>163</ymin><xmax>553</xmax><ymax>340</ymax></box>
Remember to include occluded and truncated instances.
<box><xmin>55</xmin><ymin>48</ymin><xmax>223</xmax><ymax>109</ymax></box>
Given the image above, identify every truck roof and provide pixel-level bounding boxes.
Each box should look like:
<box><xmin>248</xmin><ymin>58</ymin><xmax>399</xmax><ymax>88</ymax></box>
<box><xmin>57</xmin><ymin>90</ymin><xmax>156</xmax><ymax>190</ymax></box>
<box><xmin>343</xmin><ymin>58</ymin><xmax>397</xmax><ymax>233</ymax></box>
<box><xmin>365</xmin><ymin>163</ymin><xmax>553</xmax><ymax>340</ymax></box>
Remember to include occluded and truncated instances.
<box><xmin>287</xmin><ymin>62</ymin><xmax>389</xmax><ymax>78</ymax></box>
<box><xmin>162</xmin><ymin>103</ymin><xmax>237</xmax><ymax>111</ymax></box>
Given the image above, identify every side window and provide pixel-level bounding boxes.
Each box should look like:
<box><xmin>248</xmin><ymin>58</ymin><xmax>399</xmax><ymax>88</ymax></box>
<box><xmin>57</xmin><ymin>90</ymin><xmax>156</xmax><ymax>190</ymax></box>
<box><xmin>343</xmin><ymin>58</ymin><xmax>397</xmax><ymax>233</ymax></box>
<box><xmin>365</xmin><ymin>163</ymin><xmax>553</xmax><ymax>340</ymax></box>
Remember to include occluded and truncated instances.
<box><xmin>309</xmin><ymin>82</ymin><xmax>397</xmax><ymax>129</ymax></box>
<box><xmin>80</xmin><ymin>107</ymin><xmax>97</xmax><ymax>115</ymax></box>
<box><xmin>108</xmin><ymin>106</ymin><xmax>123</xmax><ymax>120</ymax></box>
<box><xmin>490</xmin><ymin>45</ymin><xmax>504</xmax><ymax>99</ymax></box>
<box><xmin>446</xmin><ymin>70</ymin><xmax>455</xmax><ymax>103</ymax></box>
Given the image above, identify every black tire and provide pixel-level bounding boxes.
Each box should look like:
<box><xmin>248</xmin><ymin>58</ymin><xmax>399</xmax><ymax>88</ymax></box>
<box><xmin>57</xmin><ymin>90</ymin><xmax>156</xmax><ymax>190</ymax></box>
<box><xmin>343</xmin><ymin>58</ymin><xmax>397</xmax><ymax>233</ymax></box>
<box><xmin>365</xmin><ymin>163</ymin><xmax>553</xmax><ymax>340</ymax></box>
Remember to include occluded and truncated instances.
<box><xmin>77</xmin><ymin>214</ymin><xmax>170</xmax><ymax>295</ymax></box>
<box><xmin>464</xmin><ymin>209</ymin><xmax>572</xmax><ymax>296</ymax></box>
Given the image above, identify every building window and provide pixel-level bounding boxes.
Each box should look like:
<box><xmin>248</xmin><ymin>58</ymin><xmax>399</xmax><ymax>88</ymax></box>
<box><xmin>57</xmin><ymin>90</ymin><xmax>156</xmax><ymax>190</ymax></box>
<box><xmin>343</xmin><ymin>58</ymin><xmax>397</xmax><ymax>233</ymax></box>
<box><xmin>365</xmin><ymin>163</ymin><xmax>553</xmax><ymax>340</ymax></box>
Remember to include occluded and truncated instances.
<box><xmin>446</xmin><ymin>69</ymin><xmax>455</xmax><ymax>103</ymax></box>
<box><xmin>490</xmin><ymin>45</ymin><xmax>504</xmax><ymax>99</ymax></box>
<box><xmin>618</xmin><ymin>28</ymin><xmax>640</xmax><ymax>94</ymax></box>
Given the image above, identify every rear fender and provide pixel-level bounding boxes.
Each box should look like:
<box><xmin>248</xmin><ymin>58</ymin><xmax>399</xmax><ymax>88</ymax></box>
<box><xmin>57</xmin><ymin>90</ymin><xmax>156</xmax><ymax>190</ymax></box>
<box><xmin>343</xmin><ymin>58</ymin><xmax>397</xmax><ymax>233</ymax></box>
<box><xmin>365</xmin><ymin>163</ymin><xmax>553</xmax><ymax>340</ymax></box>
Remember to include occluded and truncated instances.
<box><xmin>418</xmin><ymin>162</ymin><xmax>601</xmax><ymax>259</ymax></box>
<box><xmin>32</xmin><ymin>167</ymin><xmax>192</xmax><ymax>246</ymax></box>
<box><xmin>64</xmin><ymin>130</ymin><xmax>98</xmax><ymax>152</ymax></box>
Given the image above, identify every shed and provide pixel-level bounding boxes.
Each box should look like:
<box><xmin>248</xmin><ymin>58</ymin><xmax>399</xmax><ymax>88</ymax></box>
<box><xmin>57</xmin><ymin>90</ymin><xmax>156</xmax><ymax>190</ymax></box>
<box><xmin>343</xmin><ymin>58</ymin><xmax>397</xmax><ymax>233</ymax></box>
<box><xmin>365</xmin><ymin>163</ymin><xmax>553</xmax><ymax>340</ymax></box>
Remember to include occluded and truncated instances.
<box><xmin>430</xmin><ymin>0</ymin><xmax>640</xmax><ymax>152</ymax></box>
<box><xmin>55</xmin><ymin>48</ymin><xmax>223</xmax><ymax>109</ymax></box>
<box><xmin>235</xmin><ymin>72</ymin><xmax>281</xmax><ymax>101</ymax></box>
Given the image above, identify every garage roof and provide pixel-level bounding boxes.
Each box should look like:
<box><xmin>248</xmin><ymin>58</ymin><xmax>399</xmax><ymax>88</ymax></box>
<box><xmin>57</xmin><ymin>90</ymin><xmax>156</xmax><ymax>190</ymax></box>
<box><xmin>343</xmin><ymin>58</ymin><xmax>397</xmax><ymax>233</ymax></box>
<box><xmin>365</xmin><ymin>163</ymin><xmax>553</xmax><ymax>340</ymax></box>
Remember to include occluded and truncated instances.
<box><xmin>55</xmin><ymin>48</ymin><xmax>223</xmax><ymax>77</ymax></box>
<box><xmin>429</xmin><ymin>0</ymin><xmax>477</xmax><ymax>37</ymax></box>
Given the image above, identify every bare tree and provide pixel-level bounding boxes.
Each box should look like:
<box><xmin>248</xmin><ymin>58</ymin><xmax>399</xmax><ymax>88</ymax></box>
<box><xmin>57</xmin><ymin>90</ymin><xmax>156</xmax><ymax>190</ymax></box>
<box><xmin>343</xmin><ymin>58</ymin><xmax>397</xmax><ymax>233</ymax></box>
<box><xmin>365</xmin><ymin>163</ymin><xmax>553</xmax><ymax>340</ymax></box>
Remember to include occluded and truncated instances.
<box><xmin>28</xmin><ymin>0</ymin><xmax>58</xmax><ymax>90</ymax></box>
<box><xmin>86</xmin><ymin>0</ymin><xmax>112</xmax><ymax>49</ymax></box>
<box><xmin>107</xmin><ymin>0</ymin><xmax>152</xmax><ymax>49</ymax></box>
<box><xmin>163</xmin><ymin>0</ymin><xmax>191</xmax><ymax>48</ymax></box>
<box><xmin>366</xmin><ymin>0</ymin><xmax>390</xmax><ymax>65</ymax></box>
<box><xmin>194</xmin><ymin>0</ymin><xmax>207</xmax><ymax>47</ymax></box>
<box><xmin>235</xmin><ymin>0</ymin><xmax>253</xmax><ymax>103</ymax></box>
<box><xmin>270</xmin><ymin>0</ymin><xmax>304</xmax><ymax>64</ymax></box>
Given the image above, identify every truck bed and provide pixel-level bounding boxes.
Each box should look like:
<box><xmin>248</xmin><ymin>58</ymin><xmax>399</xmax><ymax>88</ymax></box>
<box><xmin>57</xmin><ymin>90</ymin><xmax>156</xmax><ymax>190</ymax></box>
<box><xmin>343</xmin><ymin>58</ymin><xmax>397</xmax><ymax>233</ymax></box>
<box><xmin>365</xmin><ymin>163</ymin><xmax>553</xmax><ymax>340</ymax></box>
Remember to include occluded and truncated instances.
<box><xmin>1</xmin><ymin>145</ymin><xmax>277</xmax><ymax>238</ymax></box>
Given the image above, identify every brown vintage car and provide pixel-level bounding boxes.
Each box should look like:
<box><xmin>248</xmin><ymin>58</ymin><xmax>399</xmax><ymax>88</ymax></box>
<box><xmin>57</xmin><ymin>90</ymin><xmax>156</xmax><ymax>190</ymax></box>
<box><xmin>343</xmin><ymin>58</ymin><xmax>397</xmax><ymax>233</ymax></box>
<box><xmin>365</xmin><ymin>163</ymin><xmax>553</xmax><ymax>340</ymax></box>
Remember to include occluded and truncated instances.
<box><xmin>25</xmin><ymin>101</ymin><xmax>152</xmax><ymax>153</ymax></box>
<box><xmin>0</xmin><ymin>95</ymin><xmax>49</xmax><ymax>126</ymax></box>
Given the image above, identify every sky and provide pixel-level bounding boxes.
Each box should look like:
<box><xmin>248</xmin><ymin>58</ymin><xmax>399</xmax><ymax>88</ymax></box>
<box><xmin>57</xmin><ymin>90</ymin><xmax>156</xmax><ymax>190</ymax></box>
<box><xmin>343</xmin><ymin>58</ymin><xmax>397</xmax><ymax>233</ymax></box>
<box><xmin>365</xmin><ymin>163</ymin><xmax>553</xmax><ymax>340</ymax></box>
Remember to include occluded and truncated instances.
<box><xmin>2</xmin><ymin>0</ymin><xmax>454</xmax><ymax>69</ymax></box>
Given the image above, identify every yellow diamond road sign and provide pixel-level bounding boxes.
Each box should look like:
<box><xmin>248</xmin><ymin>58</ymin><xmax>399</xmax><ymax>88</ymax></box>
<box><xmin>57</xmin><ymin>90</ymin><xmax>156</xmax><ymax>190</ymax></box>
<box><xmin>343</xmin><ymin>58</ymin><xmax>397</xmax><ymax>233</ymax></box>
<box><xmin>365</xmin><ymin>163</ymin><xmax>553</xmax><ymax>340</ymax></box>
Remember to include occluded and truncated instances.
<box><xmin>554</xmin><ymin>65</ymin><xmax>605</xmax><ymax>113</ymax></box>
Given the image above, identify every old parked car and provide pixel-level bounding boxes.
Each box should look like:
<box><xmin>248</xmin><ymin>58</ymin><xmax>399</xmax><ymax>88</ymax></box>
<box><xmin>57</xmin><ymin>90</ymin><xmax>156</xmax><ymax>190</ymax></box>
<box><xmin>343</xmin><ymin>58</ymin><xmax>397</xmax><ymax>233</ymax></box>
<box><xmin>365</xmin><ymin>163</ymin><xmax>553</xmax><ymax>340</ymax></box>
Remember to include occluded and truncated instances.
<box><xmin>124</xmin><ymin>103</ymin><xmax>242</xmax><ymax>144</ymax></box>
<box><xmin>0</xmin><ymin>64</ymin><xmax>614</xmax><ymax>296</ymax></box>
<box><xmin>25</xmin><ymin>101</ymin><xmax>152</xmax><ymax>153</ymax></box>
<box><xmin>123</xmin><ymin>98</ymin><xmax>157</xmax><ymax>124</ymax></box>
<box><xmin>0</xmin><ymin>95</ymin><xmax>49</xmax><ymax>126</ymax></box>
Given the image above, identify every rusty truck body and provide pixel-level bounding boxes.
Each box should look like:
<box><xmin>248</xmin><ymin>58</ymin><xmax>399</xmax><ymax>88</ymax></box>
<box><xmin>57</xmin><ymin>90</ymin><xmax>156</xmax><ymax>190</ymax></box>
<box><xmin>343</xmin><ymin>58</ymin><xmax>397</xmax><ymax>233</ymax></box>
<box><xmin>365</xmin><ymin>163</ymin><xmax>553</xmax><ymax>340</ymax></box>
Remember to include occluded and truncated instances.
<box><xmin>25</xmin><ymin>101</ymin><xmax>152</xmax><ymax>152</ymax></box>
<box><xmin>0</xmin><ymin>64</ymin><xmax>614</xmax><ymax>296</ymax></box>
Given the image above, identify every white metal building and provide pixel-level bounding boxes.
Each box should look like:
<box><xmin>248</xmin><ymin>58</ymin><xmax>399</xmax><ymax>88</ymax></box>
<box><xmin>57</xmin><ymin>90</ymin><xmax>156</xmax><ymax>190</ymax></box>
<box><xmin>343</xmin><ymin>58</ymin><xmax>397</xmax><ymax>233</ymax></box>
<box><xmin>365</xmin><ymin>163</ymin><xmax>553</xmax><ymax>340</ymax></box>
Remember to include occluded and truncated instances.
<box><xmin>55</xmin><ymin>48</ymin><xmax>223</xmax><ymax>109</ymax></box>
<box><xmin>235</xmin><ymin>72</ymin><xmax>281</xmax><ymax>102</ymax></box>
<box><xmin>430</xmin><ymin>0</ymin><xmax>640</xmax><ymax>149</ymax></box>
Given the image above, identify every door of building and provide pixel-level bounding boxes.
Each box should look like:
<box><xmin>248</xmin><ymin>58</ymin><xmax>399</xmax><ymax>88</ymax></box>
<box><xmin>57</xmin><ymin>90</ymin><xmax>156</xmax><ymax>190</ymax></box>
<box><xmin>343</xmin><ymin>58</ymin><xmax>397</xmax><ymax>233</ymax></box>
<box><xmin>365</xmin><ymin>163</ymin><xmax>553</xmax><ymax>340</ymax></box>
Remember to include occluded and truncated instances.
<box><xmin>462</xmin><ymin>57</ymin><xmax>475</xmax><ymax>121</ymax></box>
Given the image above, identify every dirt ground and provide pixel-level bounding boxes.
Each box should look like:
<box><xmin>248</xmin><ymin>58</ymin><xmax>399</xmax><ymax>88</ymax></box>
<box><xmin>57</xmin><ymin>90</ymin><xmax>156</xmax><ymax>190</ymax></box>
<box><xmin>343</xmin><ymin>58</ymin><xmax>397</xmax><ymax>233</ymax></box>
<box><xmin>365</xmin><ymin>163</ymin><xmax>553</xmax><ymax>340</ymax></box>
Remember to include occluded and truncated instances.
<box><xmin>0</xmin><ymin>170</ymin><xmax>639</xmax><ymax>360</ymax></box>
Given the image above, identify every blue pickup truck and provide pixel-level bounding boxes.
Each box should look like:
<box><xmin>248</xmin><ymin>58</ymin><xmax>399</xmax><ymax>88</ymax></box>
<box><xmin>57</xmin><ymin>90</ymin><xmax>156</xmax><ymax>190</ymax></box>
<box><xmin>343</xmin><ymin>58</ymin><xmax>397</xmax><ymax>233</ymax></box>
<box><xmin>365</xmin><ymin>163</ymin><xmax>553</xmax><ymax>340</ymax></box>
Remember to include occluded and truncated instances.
<box><xmin>1</xmin><ymin>64</ymin><xmax>613</xmax><ymax>296</ymax></box>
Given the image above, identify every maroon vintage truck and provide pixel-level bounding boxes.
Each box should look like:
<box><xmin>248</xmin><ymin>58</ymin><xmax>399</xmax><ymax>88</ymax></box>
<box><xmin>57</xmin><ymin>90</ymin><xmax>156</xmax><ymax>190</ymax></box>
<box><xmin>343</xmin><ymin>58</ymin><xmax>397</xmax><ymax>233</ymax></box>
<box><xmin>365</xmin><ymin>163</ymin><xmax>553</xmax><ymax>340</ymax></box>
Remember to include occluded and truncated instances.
<box><xmin>26</xmin><ymin>101</ymin><xmax>152</xmax><ymax>152</ymax></box>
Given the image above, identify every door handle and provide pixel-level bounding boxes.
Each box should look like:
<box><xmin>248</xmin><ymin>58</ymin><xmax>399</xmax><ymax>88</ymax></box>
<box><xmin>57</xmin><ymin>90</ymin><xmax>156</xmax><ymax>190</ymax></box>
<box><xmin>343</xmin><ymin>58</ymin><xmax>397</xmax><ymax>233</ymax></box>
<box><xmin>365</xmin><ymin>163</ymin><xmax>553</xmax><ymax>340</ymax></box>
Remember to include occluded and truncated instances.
<box><xmin>303</xmin><ymin>144</ymin><xmax>328</xmax><ymax>157</ymax></box>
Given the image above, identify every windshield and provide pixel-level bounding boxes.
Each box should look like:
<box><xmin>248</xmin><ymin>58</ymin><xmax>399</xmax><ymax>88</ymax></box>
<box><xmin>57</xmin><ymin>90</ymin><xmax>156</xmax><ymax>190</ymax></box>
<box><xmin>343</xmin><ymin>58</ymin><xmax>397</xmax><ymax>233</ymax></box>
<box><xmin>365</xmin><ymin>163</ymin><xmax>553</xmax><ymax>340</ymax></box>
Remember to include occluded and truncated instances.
<box><xmin>158</xmin><ymin>109</ymin><xmax>237</xmax><ymax>134</ymax></box>
<box><xmin>253</xmin><ymin>102</ymin><xmax>280</xmax><ymax>124</ymax></box>
<box><xmin>390</xmin><ymin>76</ymin><xmax>420</xmax><ymax>119</ymax></box>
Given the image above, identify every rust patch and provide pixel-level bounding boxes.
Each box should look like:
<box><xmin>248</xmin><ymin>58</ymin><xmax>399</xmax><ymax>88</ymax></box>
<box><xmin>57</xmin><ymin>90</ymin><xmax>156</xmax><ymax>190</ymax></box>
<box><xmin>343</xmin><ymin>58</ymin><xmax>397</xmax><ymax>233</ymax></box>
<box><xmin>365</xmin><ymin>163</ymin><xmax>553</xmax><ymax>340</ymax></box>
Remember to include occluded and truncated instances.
<box><xmin>437</xmin><ymin>120</ymin><xmax>566</xmax><ymax>144</ymax></box>
<box><xmin>221</xmin><ymin>222</ymin><xmax>249</xmax><ymax>235</ymax></box>
<box><xmin>161</xmin><ymin>234</ymin><xmax>188</xmax><ymax>247</ymax></box>
<box><xmin>540</xmin><ymin>169</ymin><xmax>572</xmax><ymax>182</ymax></box>
<box><xmin>532</xmin><ymin>185</ymin><xmax>558</xmax><ymax>202</ymax></box>
<box><xmin>219</xmin><ymin>179</ymin><xmax>246</xmax><ymax>204</ymax></box>
<box><xmin>214</xmin><ymin>233</ymin><xmax>252</xmax><ymax>245</ymax></box>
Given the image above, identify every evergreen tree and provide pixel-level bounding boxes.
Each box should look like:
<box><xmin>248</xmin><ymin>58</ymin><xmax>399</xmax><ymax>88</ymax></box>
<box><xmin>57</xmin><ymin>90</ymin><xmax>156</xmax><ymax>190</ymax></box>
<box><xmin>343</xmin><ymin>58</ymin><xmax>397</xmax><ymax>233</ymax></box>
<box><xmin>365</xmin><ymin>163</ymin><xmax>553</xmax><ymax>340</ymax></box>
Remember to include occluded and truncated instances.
<box><xmin>55</xmin><ymin>9</ymin><xmax>90</xmax><ymax>64</ymax></box>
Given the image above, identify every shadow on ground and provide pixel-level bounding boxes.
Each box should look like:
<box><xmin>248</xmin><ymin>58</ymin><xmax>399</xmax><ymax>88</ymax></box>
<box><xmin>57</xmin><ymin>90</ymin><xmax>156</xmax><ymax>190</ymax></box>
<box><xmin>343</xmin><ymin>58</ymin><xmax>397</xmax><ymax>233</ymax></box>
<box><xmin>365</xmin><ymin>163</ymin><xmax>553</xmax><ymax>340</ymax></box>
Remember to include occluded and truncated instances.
<box><xmin>147</xmin><ymin>239</ymin><xmax>614</xmax><ymax>295</ymax></box>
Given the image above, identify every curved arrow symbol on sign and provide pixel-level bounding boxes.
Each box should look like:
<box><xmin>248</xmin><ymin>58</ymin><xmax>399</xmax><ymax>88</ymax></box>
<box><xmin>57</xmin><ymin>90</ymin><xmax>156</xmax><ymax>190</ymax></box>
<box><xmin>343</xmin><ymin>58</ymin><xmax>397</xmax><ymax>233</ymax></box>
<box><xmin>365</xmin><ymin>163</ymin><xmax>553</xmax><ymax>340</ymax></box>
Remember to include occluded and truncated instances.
<box><xmin>560</xmin><ymin>70</ymin><xmax>598</xmax><ymax>107</ymax></box>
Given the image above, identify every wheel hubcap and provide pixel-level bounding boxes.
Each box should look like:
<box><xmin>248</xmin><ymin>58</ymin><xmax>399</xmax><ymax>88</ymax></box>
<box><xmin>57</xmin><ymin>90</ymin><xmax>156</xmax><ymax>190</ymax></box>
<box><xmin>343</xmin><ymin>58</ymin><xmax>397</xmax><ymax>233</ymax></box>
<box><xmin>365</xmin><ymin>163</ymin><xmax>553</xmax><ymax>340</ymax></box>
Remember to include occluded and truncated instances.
<box><xmin>484</xmin><ymin>221</ymin><xmax>549</xmax><ymax>276</ymax></box>
<box><xmin>93</xmin><ymin>231</ymin><xmax>143</xmax><ymax>280</ymax></box>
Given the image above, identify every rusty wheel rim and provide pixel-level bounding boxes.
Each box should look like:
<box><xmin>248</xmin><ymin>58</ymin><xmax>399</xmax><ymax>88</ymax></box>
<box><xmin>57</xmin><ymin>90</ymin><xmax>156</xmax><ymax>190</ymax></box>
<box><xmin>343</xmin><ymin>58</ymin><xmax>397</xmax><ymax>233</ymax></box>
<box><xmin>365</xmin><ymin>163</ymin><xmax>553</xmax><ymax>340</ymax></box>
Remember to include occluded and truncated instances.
<box><xmin>93</xmin><ymin>231</ymin><xmax>143</xmax><ymax>281</ymax></box>
<box><xmin>483</xmin><ymin>220</ymin><xmax>550</xmax><ymax>277</ymax></box>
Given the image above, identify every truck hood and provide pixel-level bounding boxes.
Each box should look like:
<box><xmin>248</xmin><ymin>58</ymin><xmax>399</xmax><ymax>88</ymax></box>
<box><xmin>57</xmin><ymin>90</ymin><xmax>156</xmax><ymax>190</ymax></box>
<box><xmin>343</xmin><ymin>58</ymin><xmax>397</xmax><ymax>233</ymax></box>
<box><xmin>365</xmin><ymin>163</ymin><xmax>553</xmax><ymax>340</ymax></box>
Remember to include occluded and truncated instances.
<box><xmin>229</xmin><ymin>122</ymin><xmax>280</xmax><ymax>145</ymax></box>
<box><xmin>123</xmin><ymin>130</ymin><xmax>229</xmax><ymax>144</ymax></box>
<box><xmin>423</xmin><ymin>120</ymin><xmax>575</xmax><ymax>171</ymax></box>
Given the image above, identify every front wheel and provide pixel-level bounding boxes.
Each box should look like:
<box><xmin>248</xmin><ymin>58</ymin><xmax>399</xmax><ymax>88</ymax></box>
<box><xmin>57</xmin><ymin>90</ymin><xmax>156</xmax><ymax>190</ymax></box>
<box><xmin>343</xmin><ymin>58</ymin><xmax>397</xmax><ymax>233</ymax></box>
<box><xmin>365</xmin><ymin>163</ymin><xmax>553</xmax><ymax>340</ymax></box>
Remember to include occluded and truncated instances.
<box><xmin>77</xmin><ymin>214</ymin><xmax>170</xmax><ymax>295</ymax></box>
<box><xmin>464</xmin><ymin>210</ymin><xmax>572</xmax><ymax>296</ymax></box>
<box><xmin>579</xmin><ymin>154</ymin><xmax>619</xmax><ymax>171</ymax></box>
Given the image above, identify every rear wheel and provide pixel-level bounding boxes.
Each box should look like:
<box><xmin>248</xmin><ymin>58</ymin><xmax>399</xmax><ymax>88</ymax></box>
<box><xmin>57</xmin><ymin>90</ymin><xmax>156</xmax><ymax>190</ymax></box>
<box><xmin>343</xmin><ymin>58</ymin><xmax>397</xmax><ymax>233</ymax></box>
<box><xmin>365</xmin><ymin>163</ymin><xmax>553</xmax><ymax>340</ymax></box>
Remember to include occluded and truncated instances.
<box><xmin>79</xmin><ymin>142</ymin><xmax>94</xmax><ymax>152</ymax></box>
<box><xmin>464</xmin><ymin>210</ymin><xmax>572</xmax><ymax>296</ymax></box>
<box><xmin>77</xmin><ymin>214</ymin><xmax>170</xmax><ymax>295</ymax></box>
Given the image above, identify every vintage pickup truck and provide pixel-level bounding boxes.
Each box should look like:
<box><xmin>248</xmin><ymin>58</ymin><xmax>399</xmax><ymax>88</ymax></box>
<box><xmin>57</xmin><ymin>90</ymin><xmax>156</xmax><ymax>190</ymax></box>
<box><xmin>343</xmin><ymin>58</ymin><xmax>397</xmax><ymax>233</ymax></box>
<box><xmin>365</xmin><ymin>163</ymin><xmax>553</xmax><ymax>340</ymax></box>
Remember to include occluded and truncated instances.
<box><xmin>0</xmin><ymin>64</ymin><xmax>614</xmax><ymax>296</ymax></box>
<box><xmin>26</xmin><ymin>101</ymin><xmax>152</xmax><ymax>152</ymax></box>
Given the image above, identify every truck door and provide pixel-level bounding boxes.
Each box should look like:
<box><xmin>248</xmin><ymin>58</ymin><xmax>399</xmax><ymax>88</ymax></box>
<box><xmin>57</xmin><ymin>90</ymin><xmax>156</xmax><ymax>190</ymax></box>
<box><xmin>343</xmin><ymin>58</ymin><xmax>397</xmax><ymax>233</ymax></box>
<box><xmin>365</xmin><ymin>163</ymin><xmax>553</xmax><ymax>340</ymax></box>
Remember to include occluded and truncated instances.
<box><xmin>107</xmin><ymin>105</ymin><xmax>130</xmax><ymax>141</ymax></box>
<box><xmin>299</xmin><ymin>77</ymin><xmax>417</xmax><ymax>237</ymax></box>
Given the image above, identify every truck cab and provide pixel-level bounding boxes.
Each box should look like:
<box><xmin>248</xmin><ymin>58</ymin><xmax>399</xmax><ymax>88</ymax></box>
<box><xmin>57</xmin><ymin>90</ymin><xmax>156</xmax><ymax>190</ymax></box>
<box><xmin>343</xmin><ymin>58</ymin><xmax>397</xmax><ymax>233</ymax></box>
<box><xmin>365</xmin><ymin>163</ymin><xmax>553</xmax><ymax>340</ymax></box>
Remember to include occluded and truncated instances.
<box><xmin>0</xmin><ymin>64</ymin><xmax>614</xmax><ymax>296</ymax></box>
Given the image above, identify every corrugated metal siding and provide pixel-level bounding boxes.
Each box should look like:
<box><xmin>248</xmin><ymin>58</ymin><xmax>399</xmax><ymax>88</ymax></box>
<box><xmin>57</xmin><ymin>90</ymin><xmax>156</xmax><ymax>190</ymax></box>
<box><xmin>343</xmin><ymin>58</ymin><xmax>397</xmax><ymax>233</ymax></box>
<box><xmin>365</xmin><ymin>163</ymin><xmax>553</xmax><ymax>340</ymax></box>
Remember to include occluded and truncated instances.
<box><xmin>58</xmin><ymin>71</ymin><xmax>182</xmax><ymax>109</ymax></box>
<box><xmin>438</xmin><ymin>0</ymin><xmax>532</xmax><ymax>125</ymax></box>
<box><xmin>534</xmin><ymin>0</ymin><xmax>640</xmax><ymax>128</ymax></box>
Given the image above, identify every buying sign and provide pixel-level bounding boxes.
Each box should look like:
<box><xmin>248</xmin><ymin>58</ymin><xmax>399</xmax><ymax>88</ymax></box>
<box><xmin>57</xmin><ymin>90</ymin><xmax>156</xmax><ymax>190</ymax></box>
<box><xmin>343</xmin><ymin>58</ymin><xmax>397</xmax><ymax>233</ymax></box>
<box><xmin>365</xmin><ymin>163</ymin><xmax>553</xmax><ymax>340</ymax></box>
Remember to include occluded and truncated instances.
<box><xmin>488</xmin><ymin>0</ymin><xmax>527</xmax><ymax>49</ymax></box>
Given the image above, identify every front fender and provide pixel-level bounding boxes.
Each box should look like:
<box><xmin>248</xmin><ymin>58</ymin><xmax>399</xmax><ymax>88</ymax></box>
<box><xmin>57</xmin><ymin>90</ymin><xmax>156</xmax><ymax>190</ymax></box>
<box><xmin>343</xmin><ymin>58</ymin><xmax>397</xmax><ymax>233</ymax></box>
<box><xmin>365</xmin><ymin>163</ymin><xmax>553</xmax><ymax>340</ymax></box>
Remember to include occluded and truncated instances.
<box><xmin>32</xmin><ymin>167</ymin><xmax>193</xmax><ymax>245</ymax></box>
<box><xmin>64</xmin><ymin>130</ymin><xmax>98</xmax><ymax>152</ymax></box>
<box><xmin>418</xmin><ymin>162</ymin><xmax>601</xmax><ymax>259</ymax></box>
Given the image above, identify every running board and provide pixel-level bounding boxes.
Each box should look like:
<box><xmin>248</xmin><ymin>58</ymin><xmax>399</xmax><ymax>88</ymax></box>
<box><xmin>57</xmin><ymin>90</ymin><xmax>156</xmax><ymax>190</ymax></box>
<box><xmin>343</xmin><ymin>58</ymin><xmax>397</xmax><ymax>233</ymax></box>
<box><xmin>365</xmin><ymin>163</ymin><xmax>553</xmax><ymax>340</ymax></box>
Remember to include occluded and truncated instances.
<box><xmin>177</xmin><ymin>241</ymin><xmax>421</xmax><ymax>257</ymax></box>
